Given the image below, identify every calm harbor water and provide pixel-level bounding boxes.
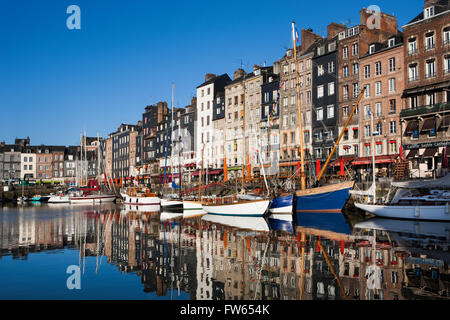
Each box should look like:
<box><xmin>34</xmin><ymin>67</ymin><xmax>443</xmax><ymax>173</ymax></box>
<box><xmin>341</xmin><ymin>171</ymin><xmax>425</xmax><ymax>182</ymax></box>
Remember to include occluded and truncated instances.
<box><xmin>0</xmin><ymin>202</ymin><xmax>449</xmax><ymax>300</ymax></box>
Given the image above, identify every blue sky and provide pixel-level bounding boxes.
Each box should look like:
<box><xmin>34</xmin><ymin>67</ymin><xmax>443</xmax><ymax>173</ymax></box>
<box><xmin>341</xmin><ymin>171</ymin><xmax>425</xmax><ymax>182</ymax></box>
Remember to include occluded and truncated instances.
<box><xmin>0</xmin><ymin>0</ymin><xmax>422</xmax><ymax>146</ymax></box>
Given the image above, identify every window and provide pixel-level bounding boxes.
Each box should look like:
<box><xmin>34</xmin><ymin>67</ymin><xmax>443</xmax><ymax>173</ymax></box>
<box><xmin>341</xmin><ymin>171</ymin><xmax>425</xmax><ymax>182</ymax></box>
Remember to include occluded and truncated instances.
<box><xmin>389</xmin><ymin>78</ymin><xmax>396</xmax><ymax>92</ymax></box>
<box><xmin>376</xmin><ymin>142</ymin><xmax>382</xmax><ymax>155</ymax></box>
<box><xmin>427</xmin><ymin>92</ymin><xmax>436</xmax><ymax>105</ymax></box>
<box><xmin>328</xmin><ymin>61</ymin><xmax>335</xmax><ymax>73</ymax></box>
<box><xmin>317</xmin><ymin>107</ymin><xmax>323</xmax><ymax>121</ymax></box>
<box><xmin>353</xmin><ymin>63</ymin><xmax>359</xmax><ymax>75</ymax></box>
<box><xmin>364</xmin><ymin>84</ymin><xmax>371</xmax><ymax>98</ymax></box>
<box><xmin>343</xmin><ymin>85</ymin><xmax>349</xmax><ymax>100</ymax></box>
<box><xmin>408</xmin><ymin>37</ymin><xmax>417</xmax><ymax>55</ymax></box>
<box><xmin>375</xmin><ymin>122</ymin><xmax>382</xmax><ymax>135</ymax></box>
<box><xmin>390</xmin><ymin>121</ymin><xmax>396</xmax><ymax>134</ymax></box>
<box><xmin>375</xmin><ymin>103</ymin><xmax>382</xmax><ymax>117</ymax></box>
<box><xmin>409</xmin><ymin>64</ymin><xmax>418</xmax><ymax>82</ymax></box>
<box><xmin>426</xmin><ymin>59</ymin><xmax>436</xmax><ymax>78</ymax></box>
<box><xmin>444</xmin><ymin>27</ymin><xmax>450</xmax><ymax>45</ymax></box>
<box><xmin>365</xmin><ymin>125</ymin><xmax>371</xmax><ymax>137</ymax></box>
<box><xmin>327</xmin><ymin>105</ymin><xmax>334</xmax><ymax>119</ymax></box>
<box><xmin>343</xmin><ymin>65</ymin><xmax>349</xmax><ymax>77</ymax></box>
<box><xmin>352</xmin><ymin>43</ymin><xmax>358</xmax><ymax>56</ymax></box>
<box><xmin>389</xmin><ymin>99</ymin><xmax>396</xmax><ymax>113</ymax></box>
<box><xmin>365</xmin><ymin>105</ymin><xmax>371</xmax><ymax>119</ymax></box>
<box><xmin>445</xmin><ymin>55</ymin><xmax>450</xmax><ymax>74</ymax></box>
<box><xmin>353</xmin><ymin>129</ymin><xmax>359</xmax><ymax>139</ymax></box>
<box><xmin>369</xmin><ymin>44</ymin><xmax>376</xmax><ymax>54</ymax></box>
<box><xmin>317</xmin><ymin>85</ymin><xmax>324</xmax><ymax>98</ymax></box>
<box><xmin>365</xmin><ymin>144</ymin><xmax>371</xmax><ymax>156</ymax></box>
<box><xmin>389</xmin><ymin>58</ymin><xmax>396</xmax><ymax>72</ymax></box>
<box><xmin>343</xmin><ymin>47</ymin><xmax>348</xmax><ymax>59</ymax></box>
<box><xmin>375</xmin><ymin>62</ymin><xmax>382</xmax><ymax>75</ymax></box>
<box><xmin>328</xmin><ymin>82</ymin><xmax>335</xmax><ymax>96</ymax></box>
<box><xmin>425</xmin><ymin>31</ymin><xmax>435</xmax><ymax>51</ymax></box>
<box><xmin>318</xmin><ymin>65</ymin><xmax>324</xmax><ymax>76</ymax></box>
<box><xmin>390</xmin><ymin>141</ymin><xmax>397</xmax><ymax>154</ymax></box>
<box><xmin>343</xmin><ymin>106</ymin><xmax>349</xmax><ymax>117</ymax></box>
<box><xmin>375</xmin><ymin>81</ymin><xmax>382</xmax><ymax>95</ymax></box>
<box><xmin>388</xmin><ymin>38</ymin><xmax>395</xmax><ymax>47</ymax></box>
<box><xmin>424</xmin><ymin>6</ymin><xmax>435</xmax><ymax>19</ymax></box>
<box><xmin>353</xmin><ymin>83</ymin><xmax>359</xmax><ymax>97</ymax></box>
<box><xmin>364</xmin><ymin>65</ymin><xmax>371</xmax><ymax>78</ymax></box>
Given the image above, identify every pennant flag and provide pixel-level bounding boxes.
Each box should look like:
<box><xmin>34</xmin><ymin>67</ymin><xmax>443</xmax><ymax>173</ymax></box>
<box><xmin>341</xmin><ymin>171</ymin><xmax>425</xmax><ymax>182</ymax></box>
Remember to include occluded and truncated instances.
<box><xmin>224</xmin><ymin>157</ymin><xmax>228</xmax><ymax>182</ymax></box>
<box><xmin>316</xmin><ymin>159</ymin><xmax>321</xmax><ymax>177</ymax></box>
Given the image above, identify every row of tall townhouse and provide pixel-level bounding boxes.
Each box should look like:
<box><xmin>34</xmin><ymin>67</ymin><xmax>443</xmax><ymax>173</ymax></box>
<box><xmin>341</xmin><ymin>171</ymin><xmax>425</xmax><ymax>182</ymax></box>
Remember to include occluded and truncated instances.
<box><xmin>401</xmin><ymin>0</ymin><xmax>450</xmax><ymax>178</ymax></box>
<box><xmin>103</xmin><ymin>0</ymin><xmax>449</xmax><ymax>183</ymax></box>
<box><xmin>0</xmin><ymin>137</ymin><xmax>102</xmax><ymax>184</ymax></box>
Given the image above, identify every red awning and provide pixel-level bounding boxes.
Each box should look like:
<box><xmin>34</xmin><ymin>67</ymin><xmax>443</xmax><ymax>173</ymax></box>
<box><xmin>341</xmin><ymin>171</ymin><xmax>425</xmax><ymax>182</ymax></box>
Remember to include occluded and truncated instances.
<box><xmin>331</xmin><ymin>156</ymin><xmax>355</xmax><ymax>167</ymax></box>
<box><xmin>352</xmin><ymin>155</ymin><xmax>398</xmax><ymax>165</ymax></box>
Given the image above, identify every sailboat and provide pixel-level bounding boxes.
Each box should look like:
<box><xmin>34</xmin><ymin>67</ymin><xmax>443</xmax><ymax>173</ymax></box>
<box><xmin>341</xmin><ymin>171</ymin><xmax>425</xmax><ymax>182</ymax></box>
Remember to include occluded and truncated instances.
<box><xmin>355</xmin><ymin>174</ymin><xmax>450</xmax><ymax>221</ymax></box>
<box><xmin>70</xmin><ymin>132</ymin><xmax>116</xmax><ymax>204</ymax></box>
<box><xmin>201</xmin><ymin>71</ymin><xmax>270</xmax><ymax>217</ymax></box>
<box><xmin>270</xmin><ymin>22</ymin><xmax>361</xmax><ymax>216</ymax></box>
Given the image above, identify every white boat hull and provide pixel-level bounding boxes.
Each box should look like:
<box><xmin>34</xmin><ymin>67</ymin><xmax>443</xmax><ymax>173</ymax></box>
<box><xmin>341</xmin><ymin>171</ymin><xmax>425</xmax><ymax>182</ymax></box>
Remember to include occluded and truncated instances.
<box><xmin>355</xmin><ymin>203</ymin><xmax>450</xmax><ymax>221</ymax></box>
<box><xmin>48</xmin><ymin>195</ymin><xmax>70</xmax><ymax>203</ymax></box>
<box><xmin>269</xmin><ymin>205</ymin><xmax>293</xmax><ymax>214</ymax></box>
<box><xmin>203</xmin><ymin>200</ymin><xmax>270</xmax><ymax>217</ymax></box>
<box><xmin>70</xmin><ymin>195</ymin><xmax>117</xmax><ymax>204</ymax></box>
<box><xmin>121</xmin><ymin>193</ymin><xmax>161</xmax><ymax>206</ymax></box>
<box><xmin>182</xmin><ymin>200</ymin><xmax>203</xmax><ymax>210</ymax></box>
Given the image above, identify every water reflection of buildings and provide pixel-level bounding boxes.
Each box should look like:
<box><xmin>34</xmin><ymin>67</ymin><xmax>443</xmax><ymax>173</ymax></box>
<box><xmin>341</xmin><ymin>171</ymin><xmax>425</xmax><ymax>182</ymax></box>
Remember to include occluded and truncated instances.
<box><xmin>1</xmin><ymin>205</ymin><xmax>449</xmax><ymax>300</ymax></box>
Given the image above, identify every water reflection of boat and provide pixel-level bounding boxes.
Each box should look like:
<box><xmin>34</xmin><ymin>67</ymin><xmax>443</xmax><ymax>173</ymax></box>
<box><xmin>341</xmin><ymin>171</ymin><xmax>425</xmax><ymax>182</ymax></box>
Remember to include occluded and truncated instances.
<box><xmin>121</xmin><ymin>204</ymin><xmax>160</xmax><ymax>214</ymax></box>
<box><xmin>295</xmin><ymin>211</ymin><xmax>352</xmax><ymax>240</ymax></box>
<box><xmin>268</xmin><ymin>213</ymin><xmax>293</xmax><ymax>233</ymax></box>
<box><xmin>160</xmin><ymin>210</ymin><xmax>206</xmax><ymax>222</ymax></box>
<box><xmin>201</xmin><ymin>214</ymin><xmax>269</xmax><ymax>232</ymax></box>
<box><xmin>354</xmin><ymin>218</ymin><xmax>450</xmax><ymax>241</ymax></box>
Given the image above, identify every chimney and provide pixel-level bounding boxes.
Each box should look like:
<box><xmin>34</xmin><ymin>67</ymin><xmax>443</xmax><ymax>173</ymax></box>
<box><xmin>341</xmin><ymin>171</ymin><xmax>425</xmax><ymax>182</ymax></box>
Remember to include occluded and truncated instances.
<box><xmin>424</xmin><ymin>0</ymin><xmax>439</xmax><ymax>7</ymax></box>
<box><xmin>0</xmin><ymin>141</ymin><xmax>4</xmax><ymax>147</ymax></box>
<box><xmin>301</xmin><ymin>28</ymin><xmax>322</xmax><ymax>52</ymax></box>
<box><xmin>360</xmin><ymin>8</ymin><xmax>397</xmax><ymax>34</ymax></box>
<box><xmin>327</xmin><ymin>22</ymin><xmax>347</xmax><ymax>39</ymax></box>
<box><xmin>233</xmin><ymin>68</ymin><xmax>246</xmax><ymax>80</ymax></box>
<box><xmin>205</xmin><ymin>73</ymin><xmax>216</xmax><ymax>82</ymax></box>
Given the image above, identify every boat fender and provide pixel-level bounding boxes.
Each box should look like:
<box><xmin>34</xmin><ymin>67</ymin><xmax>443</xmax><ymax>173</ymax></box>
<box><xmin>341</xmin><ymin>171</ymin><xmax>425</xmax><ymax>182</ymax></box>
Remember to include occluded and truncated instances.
<box><xmin>446</xmin><ymin>202</ymin><xmax>450</xmax><ymax>215</ymax></box>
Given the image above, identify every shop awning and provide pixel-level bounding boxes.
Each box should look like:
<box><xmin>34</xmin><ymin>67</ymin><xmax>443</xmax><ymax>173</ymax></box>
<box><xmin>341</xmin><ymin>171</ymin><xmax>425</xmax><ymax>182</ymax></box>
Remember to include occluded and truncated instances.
<box><xmin>191</xmin><ymin>169</ymin><xmax>223</xmax><ymax>176</ymax></box>
<box><xmin>352</xmin><ymin>155</ymin><xmax>398</xmax><ymax>165</ymax></box>
<box><xmin>406</xmin><ymin>149</ymin><xmax>419</xmax><ymax>159</ymax></box>
<box><xmin>422</xmin><ymin>147</ymin><xmax>438</xmax><ymax>158</ymax></box>
<box><xmin>420</xmin><ymin>118</ymin><xmax>436</xmax><ymax>132</ymax></box>
<box><xmin>331</xmin><ymin>156</ymin><xmax>355</xmax><ymax>167</ymax></box>
<box><xmin>404</xmin><ymin>121</ymin><xmax>418</xmax><ymax>134</ymax></box>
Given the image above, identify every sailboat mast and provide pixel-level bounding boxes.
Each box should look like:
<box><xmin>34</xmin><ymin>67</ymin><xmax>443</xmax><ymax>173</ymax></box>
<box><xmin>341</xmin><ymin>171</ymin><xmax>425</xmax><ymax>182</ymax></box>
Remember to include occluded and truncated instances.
<box><xmin>292</xmin><ymin>21</ymin><xmax>306</xmax><ymax>190</ymax></box>
<box><xmin>316</xmin><ymin>87</ymin><xmax>366</xmax><ymax>183</ymax></box>
<box><xmin>371</xmin><ymin>111</ymin><xmax>376</xmax><ymax>203</ymax></box>
<box><xmin>241</xmin><ymin>74</ymin><xmax>246</xmax><ymax>192</ymax></box>
<box><xmin>171</xmin><ymin>83</ymin><xmax>175</xmax><ymax>195</ymax></box>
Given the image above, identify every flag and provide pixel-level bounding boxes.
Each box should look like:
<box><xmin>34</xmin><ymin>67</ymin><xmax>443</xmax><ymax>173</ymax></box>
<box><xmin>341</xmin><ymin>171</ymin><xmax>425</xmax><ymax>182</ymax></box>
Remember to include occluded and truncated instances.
<box><xmin>296</xmin><ymin>161</ymin><xmax>301</xmax><ymax>177</ymax></box>
<box><xmin>223</xmin><ymin>157</ymin><xmax>228</xmax><ymax>182</ymax></box>
<box><xmin>296</xmin><ymin>28</ymin><xmax>300</xmax><ymax>43</ymax></box>
<box><xmin>316</xmin><ymin>159</ymin><xmax>321</xmax><ymax>177</ymax></box>
<box><xmin>340</xmin><ymin>157</ymin><xmax>345</xmax><ymax>177</ymax></box>
<box><xmin>247</xmin><ymin>154</ymin><xmax>252</xmax><ymax>179</ymax></box>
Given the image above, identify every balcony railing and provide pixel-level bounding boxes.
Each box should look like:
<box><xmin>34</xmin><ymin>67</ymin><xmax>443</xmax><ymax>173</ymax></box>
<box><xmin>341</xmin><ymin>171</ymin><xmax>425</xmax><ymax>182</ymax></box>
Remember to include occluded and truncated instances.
<box><xmin>400</xmin><ymin>102</ymin><xmax>450</xmax><ymax>118</ymax></box>
<box><xmin>425</xmin><ymin>43</ymin><xmax>436</xmax><ymax>51</ymax></box>
<box><xmin>425</xmin><ymin>72</ymin><xmax>436</xmax><ymax>79</ymax></box>
<box><xmin>408</xmin><ymin>48</ymin><xmax>418</xmax><ymax>56</ymax></box>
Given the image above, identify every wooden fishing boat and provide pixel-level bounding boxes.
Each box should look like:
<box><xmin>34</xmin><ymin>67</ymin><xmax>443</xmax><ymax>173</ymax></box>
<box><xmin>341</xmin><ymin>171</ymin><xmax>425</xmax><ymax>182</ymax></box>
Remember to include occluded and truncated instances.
<box><xmin>202</xmin><ymin>196</ymin><xmax>270</xmax><ymax>217</ymax></box>
<box><xmin>120</xmin><ymin>186</ymin><xmax>160</xmax><ymax>206</ymax></box>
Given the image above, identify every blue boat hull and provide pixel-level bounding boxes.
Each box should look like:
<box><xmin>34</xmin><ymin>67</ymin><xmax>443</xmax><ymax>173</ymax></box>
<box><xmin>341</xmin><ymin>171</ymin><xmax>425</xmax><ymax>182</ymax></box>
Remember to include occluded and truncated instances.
<box><xmin>295</xmin><ymin>185</ymin><xmax>352</xmax><ymax>213</ymax></box>
<box><xmin>269</xmin><ymin>194</ymin><xmax>293</xmax><ymax>213</ymax></box>
<box><xmin>294</xmin><ymin>211</ymin><xmax>351</xmax><ymax>235</ymax></box>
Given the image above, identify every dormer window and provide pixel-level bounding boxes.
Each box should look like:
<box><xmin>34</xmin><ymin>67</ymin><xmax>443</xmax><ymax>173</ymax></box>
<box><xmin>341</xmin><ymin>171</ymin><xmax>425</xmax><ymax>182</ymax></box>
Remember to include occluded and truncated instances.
<box><xmin>424</xmin><ymin>6</ymin><xmax>435</xmax><ymax>19</ymax></box>
<box><xmin>388</xmin><ymin>38</ymin><xmax>395</xmax><ymax>47</ymax></box>
<box><xmin>369</xmin><ymin>44</ymin><xmax>376</xmax><ymax>54</ymax></box>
